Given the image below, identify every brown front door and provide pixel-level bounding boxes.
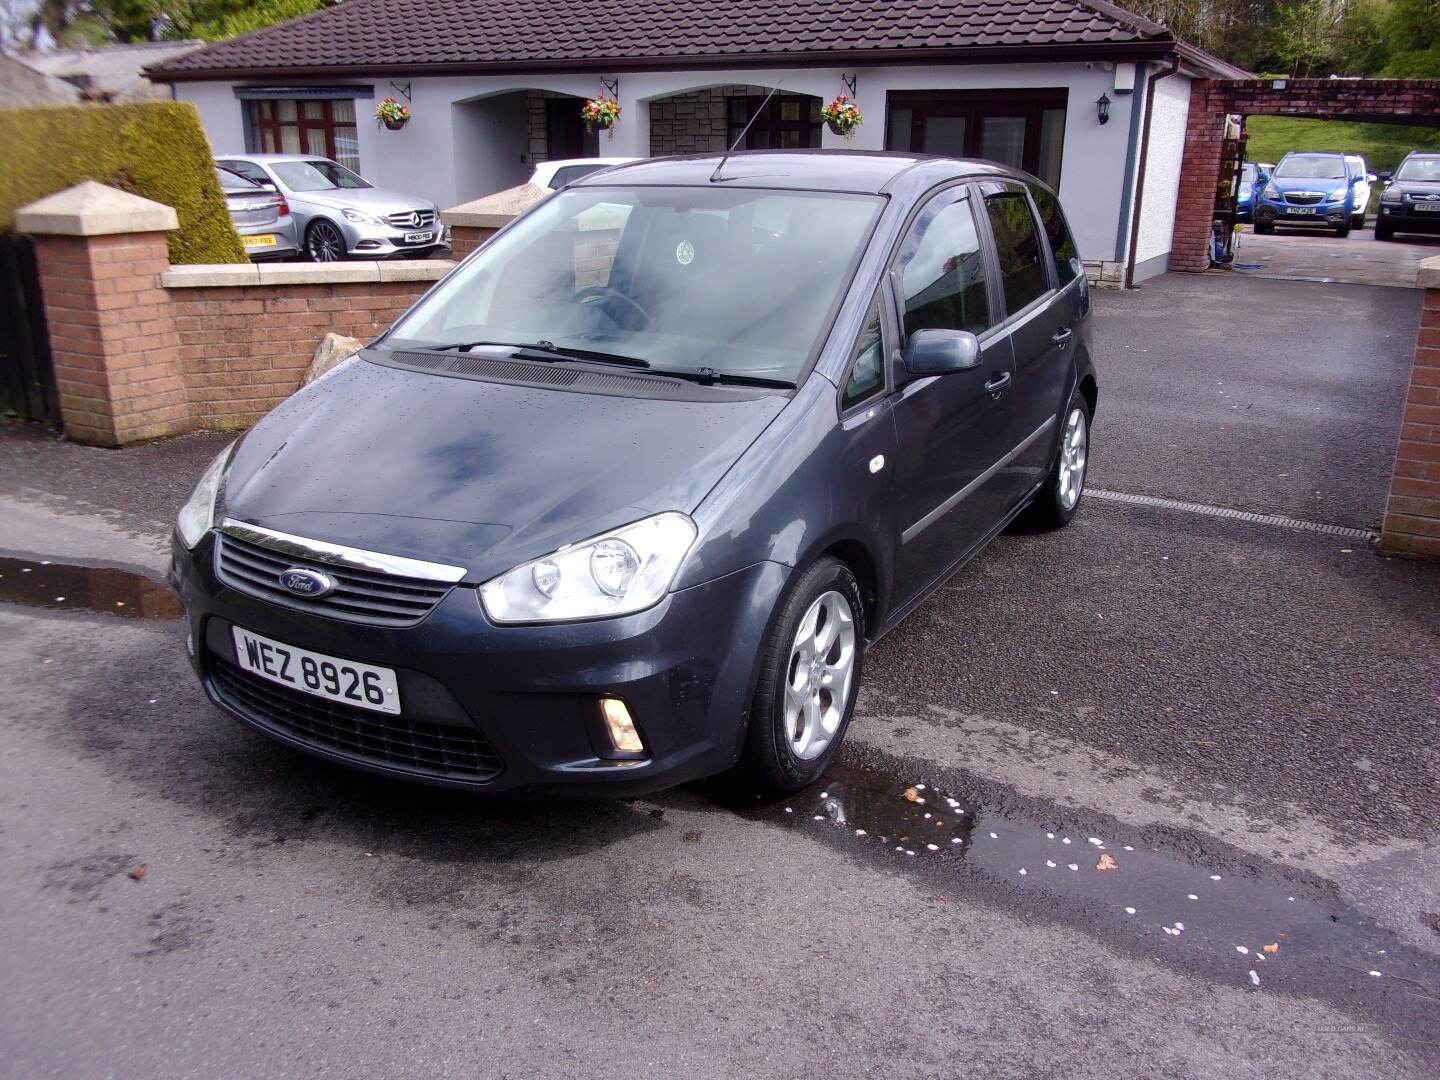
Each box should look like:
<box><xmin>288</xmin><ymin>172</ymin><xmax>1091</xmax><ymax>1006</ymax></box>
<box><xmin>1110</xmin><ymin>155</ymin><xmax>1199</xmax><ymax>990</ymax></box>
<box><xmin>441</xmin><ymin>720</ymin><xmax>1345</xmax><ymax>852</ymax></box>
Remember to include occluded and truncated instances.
<box><xmin>886</xmin><ymin>91</ymin><xmax>1068</xmax><ymax>188</ymax></box>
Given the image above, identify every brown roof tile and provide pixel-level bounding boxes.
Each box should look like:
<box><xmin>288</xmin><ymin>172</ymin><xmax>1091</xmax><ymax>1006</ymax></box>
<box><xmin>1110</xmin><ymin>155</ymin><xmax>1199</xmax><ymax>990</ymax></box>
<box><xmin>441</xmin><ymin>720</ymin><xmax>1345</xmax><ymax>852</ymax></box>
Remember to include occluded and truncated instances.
<box><xmin>152</xmin><ymin>0</ymin><xmax>1178</xmax><ymax>78</ymax></box>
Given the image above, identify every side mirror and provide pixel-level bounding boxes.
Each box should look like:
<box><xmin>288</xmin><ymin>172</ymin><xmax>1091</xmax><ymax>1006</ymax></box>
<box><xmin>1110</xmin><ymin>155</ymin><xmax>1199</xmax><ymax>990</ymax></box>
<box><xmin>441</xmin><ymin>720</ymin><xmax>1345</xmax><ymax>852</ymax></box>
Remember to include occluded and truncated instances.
<box><xmin>1366</xmin><ymin>173</ymin><xmax>1378</xmax><ymax>183</ymax></box>
<box><xmin>903</xmin><ymin>329</ymin><xmax>981</xmax><ymax>375</ymax></box>
<box><xmin>1257</xmin><ymin>171</ymin><xmax>1270</xmax><ymax>185</ymax></box>
<box><xmin>1378</xmin><ymin>171</ymin><xmax>1392</xmax><ymax>183</ymax></box>
<box><xmin>1350</xmin><ymin>174</ymin><xmax>1364</xmax><ymax>184</ymax></box>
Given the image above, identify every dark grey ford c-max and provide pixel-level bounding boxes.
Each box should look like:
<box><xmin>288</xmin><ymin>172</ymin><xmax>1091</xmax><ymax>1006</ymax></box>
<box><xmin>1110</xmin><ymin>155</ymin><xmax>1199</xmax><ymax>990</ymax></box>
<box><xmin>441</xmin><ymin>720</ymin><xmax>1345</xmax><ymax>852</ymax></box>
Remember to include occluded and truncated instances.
<box><xmin>170</xmin><ymin>151</ymin><xmax>1096</xmax><ymax>797</ymax></box>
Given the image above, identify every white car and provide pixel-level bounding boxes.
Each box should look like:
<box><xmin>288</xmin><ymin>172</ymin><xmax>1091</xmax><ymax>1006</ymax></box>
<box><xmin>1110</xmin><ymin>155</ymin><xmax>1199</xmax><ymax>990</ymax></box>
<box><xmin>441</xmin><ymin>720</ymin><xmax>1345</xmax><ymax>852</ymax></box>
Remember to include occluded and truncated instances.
<box><xmin>1345</xmin><ymin>154</ymin><xmax>1372</xmax><ymax>227</ymax></box>
<box><xmin>530</xmin><ymin>157</ymin><xmax>637</xmax><ymax>191</ymax></box>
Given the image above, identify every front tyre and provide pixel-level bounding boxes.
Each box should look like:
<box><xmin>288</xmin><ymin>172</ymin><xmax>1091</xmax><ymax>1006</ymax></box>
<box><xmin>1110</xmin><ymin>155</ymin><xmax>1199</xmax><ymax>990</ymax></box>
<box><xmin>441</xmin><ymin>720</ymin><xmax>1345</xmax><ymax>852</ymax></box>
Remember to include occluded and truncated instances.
<box><xmin>734</xmin><ymin>557</ymin><xmax>864</xmax><ymax>795</ymax></box>
<box><xmin>306</xmin><ymin>220</ymin><xmax>346</xmax><ymax>262</ymax></box>
<box><xmin>1022</xmin><ymin>395</ymin><xmax>1090</xmax><ymax>530</ymax></box>
<box><xmin>1334</xmin><ymin>223</ymin><xmax>1351</xmax><ymax>238</ymax></box>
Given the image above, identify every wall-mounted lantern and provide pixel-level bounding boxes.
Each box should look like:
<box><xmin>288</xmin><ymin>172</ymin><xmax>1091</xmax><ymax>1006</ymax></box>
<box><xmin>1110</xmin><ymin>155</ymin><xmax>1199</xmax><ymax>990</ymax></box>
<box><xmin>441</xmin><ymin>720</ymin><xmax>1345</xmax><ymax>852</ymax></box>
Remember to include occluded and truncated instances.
<box><xmin>1096</xmin><ymin>93</ymin><xmax>1111</xmax><ymax>125</ymax></box>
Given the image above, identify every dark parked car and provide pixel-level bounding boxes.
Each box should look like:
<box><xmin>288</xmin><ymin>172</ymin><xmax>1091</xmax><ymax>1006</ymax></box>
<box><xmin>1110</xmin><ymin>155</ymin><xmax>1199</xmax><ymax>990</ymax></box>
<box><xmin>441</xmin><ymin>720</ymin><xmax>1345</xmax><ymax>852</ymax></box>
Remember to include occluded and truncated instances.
<box><xmin>170</xmin><ymin>151</ymin><xmax>1097</xmax><ymax>797</ymax></box>
<box><xmin>1376</xmin><ymin>152</ymin><xmax>1440</xmax><ymax>240</ymax></box>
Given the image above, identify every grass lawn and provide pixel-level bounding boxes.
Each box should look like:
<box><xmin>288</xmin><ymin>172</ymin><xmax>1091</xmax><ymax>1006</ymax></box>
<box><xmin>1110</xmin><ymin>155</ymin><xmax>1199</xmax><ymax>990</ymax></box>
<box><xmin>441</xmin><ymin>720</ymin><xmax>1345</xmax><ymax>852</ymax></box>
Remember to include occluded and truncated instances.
<box><xmin>1245</xmin><ymin>116</ymin><xmax>1440</xmax><ymax>173</ymax></box>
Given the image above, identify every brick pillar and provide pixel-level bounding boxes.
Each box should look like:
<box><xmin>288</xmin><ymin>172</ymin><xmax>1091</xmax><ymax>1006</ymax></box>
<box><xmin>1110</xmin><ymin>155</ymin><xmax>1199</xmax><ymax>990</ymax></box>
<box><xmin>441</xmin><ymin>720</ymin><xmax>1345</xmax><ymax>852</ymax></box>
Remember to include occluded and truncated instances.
<box><xmin>1380</xmin><ymin>263</ymin><xmax>1440</xmax><ymax>557</ymax></box>
<box><xmin>449</xmin><ymin>225</ymin><xmax>498</xmax><ymax>260</ymax></box>
<box><xmin>441</xmin><ymin>182</ymin><xmax>549</xmax><ymax>262</ymax></box>
<box><xmin>1168</xmin><ymin>81</ymin><xmax>1227</xmax><ymax>274</ymax></box>
<box><xmin>17</xmin><ymin>182</ymin><xmax>184</xmax><ymax>446</ymax></box>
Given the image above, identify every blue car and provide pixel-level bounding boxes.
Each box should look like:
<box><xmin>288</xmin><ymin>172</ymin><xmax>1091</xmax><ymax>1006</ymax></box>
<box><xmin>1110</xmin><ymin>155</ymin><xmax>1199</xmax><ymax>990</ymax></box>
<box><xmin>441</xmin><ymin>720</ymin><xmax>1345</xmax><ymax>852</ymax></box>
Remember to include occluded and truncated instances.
<box><xmin>1253</xmin><ymin>152</ymin><xmax>1371</xmax><ymax>238</ymax></box>
<box><xmin>1235</xmin><ymin>162</ymin><xmax>1270</xmax><ymax>222</ymax></box>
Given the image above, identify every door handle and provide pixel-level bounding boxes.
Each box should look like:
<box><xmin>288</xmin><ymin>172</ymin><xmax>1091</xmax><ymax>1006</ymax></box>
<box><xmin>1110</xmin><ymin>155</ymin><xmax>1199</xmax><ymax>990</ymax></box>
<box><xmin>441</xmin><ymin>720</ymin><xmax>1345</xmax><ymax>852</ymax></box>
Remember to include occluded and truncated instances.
<box><xmin>1052</xmin><ymin>327</ymin><xmax>1074</xmax><ymax>347</ymax></box>
<box><xmin>983</xmin><ymin>371</ymin><xmax>1012</xmax><ymax>398</ymax></box>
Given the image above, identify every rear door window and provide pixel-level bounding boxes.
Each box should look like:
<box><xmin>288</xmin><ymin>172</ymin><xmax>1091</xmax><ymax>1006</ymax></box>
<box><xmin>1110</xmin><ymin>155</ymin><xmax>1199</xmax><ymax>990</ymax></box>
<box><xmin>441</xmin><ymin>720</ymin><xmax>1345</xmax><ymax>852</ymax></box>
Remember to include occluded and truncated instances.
<box><xmin>1028</xmin><ymin>185</ymin><xmax>1081</xmax><ymax>288</ymax></box>
<box><xmin>982</xmin><ymin>192</ymin><xmax>1049</xmax><ymax>316</ymax></box>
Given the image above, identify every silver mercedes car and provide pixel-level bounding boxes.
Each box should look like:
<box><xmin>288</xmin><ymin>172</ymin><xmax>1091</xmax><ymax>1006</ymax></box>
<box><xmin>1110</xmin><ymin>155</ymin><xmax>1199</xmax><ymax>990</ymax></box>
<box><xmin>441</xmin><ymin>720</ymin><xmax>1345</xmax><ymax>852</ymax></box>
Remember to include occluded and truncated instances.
<box><xmin>214</xmin><ymin>153</ymin><xmax>449</xmax><ymax>262</ymax></box>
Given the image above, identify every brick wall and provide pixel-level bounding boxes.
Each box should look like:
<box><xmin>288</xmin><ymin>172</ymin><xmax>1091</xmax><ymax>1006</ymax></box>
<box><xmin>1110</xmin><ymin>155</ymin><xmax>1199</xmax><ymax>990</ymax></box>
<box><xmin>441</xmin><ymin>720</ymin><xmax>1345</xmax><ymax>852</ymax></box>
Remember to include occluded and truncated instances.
<box><xmin>167</xmin><ymin>275</ymin><xmax>436</xmax><ymax>429</ymax></box>
<box><xmin>1170</xmin><ymin>78</ymin><xmax>1440</xmax><ymax>274</ymax></box>
<box><xmin>1380</xmin><ymin>281</ymin><xmax>1440</xmax><ymax>556</ymax></box>
<box><xmin>24</xmin><ymin>200</ymin><xmax>448</xmax><ymax>445</ymax></box>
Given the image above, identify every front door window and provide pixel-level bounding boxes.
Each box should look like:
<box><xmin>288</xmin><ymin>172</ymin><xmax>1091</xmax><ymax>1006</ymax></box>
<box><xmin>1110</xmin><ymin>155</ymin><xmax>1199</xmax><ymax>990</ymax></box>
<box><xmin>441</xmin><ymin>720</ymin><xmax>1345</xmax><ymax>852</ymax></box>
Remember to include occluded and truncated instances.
<box><xmin>887</xmin><ymin>92</ymin><xmax>1067</xmax><ymax>189</ymax></box>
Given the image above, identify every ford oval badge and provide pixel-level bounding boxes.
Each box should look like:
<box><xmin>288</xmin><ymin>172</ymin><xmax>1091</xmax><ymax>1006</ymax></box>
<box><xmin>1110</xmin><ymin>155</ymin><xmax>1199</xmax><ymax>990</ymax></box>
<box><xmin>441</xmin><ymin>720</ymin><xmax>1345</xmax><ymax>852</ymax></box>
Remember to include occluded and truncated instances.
<box><xmin>278</xmin><ymin>567</ymin><xmax>335</xmax><ymax>599</ymax></box>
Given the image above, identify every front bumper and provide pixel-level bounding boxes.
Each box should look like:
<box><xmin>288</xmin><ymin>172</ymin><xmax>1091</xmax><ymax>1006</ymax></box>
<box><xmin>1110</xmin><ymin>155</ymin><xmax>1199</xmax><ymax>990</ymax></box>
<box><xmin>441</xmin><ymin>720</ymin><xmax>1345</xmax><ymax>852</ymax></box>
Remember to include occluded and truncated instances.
<box><xmin>170</xmin><ymin>532</ymin><xmax>787</xmax><ymax>796</ymax></box>
<box><xmin>339</xmin><ymin>218</ymin><xmax>450</xmax><ymax>259</ymax></box>
<box><xmin>1378</xmin><ymin>203</ymin><xmax>1440</xmax><ymax>233</ymax></box>
<box><xmin>1254</xmin><ymin>198</ymin><xmax>1348</xmax><ymax>226</ymax></box>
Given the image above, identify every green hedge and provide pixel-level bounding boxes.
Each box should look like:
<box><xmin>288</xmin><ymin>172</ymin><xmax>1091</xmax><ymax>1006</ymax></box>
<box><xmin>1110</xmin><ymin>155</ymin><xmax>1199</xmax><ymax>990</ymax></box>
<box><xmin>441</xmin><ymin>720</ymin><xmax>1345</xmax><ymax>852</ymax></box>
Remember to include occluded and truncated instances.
<box><xmin>0</xmin><ymin>101</ymin><xmax>247</xmax><ymax>264</ymax></box>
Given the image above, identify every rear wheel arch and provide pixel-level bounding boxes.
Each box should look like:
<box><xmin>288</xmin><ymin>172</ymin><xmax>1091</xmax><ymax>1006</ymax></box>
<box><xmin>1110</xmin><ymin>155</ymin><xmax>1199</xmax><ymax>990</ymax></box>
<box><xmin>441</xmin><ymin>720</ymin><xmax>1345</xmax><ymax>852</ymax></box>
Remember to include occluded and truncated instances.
<box><xmin>1078</xmin><ymin>372</ymin><xmax>1098</xmax><ymax>421</ymax></box>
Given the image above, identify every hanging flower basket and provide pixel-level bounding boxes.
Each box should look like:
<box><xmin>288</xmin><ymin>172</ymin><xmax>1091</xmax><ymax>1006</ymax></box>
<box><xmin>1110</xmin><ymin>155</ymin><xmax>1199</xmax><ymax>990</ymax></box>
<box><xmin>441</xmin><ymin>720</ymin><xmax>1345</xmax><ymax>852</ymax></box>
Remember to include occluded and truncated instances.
<box><xmin>581</xmin><ymin>96</ymin><xmax>622</xmax><ymax>137</ymax></box>
<box><xmin>374</xmin><ymin>96</ymin><xmax>411</xmax><ymax>130</ymax></box>
<box><xmin>820</xmin><ymin>94</ymin><xmax>863</xmax><ymax>140</ymax></box>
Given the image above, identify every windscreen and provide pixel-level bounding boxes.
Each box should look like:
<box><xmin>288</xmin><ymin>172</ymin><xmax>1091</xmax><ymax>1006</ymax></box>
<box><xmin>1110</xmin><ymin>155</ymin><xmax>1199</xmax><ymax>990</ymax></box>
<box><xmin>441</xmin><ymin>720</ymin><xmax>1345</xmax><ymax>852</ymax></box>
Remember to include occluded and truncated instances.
<box><xmin>216</xmin><ymin>168</ymin><xmax>262</xmax><ymax>194</ymax></box>
<box><xmin>1396</xmin><ymin>157</ymin><xmax>1440</xmax><ymax>182</ymax></box>
<box><xmin>270</xmin><ymin>160</ymin><xmax>372</xmax><ymax>191</ymax></box>
<box><xmin>386</xmin><ymin>186</ymin><xmax>884</xmax><ymax>384</ymax></box>
<box><xmin>1275</xmin><ymin>154</ymin><xmax>1346</xmax><ymax>179</ymax></box>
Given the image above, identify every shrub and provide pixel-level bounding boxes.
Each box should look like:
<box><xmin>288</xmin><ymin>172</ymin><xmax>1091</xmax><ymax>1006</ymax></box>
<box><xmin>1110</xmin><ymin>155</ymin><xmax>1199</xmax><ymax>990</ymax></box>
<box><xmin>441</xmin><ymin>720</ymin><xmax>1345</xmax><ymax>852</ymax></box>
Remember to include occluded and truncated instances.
<box><xmin>0</xmin><ymin>101</ymin><xmax>247</xmax><ymax>264</ymax></box>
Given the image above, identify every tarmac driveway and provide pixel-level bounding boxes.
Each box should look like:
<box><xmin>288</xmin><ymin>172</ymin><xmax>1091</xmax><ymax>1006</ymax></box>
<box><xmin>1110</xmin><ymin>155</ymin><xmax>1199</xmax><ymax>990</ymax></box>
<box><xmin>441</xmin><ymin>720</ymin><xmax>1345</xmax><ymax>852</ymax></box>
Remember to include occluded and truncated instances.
<box><xmin>0</xmin><ymin>272</ymin><xmax>1437</xmax><ymax>1079</ymax></box>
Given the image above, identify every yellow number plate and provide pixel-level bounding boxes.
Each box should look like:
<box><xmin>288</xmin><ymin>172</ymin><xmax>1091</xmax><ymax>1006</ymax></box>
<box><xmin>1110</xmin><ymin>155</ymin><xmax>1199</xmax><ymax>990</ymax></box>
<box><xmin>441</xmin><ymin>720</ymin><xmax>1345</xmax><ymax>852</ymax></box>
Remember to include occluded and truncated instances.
<box><xmin>242</xmin><ymin>234</ymin><xmax>278</xmax><ymax>247</ymax></box>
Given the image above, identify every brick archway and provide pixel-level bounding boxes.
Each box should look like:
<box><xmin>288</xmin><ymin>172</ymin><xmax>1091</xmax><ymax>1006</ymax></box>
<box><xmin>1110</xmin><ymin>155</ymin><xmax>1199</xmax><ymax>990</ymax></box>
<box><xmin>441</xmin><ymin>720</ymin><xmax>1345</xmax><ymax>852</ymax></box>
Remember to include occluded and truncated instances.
<box><xmin>1170</xmin><ymin>78</ymin><xmax>1440</xmax><ymax>273</ymax></box>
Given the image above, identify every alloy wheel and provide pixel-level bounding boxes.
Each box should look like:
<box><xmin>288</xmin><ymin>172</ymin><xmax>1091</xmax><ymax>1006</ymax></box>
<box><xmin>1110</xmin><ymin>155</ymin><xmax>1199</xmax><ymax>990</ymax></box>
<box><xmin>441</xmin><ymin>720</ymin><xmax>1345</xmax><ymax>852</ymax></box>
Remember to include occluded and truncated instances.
<box><xmin>784</xmin><ymin>590</ymin><xmax>856</xmax><ymax>760</ymax></box>
<box><xmin>1058</xmin><ymin>406</ymin><xmax>1088</xmax><ymax>510</ymax></box>
<box><xmin>307</xmin><ymin>222</ymin><xmax>344</xmax><ymax>262</ymax></box>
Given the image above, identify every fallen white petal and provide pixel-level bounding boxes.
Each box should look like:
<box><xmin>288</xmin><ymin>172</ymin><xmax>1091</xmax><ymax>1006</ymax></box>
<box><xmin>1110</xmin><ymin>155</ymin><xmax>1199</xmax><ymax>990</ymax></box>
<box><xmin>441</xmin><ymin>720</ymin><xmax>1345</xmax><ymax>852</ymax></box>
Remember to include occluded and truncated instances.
<box><xmin>1062</xmin><ymin>837</ymin><xmax>1072</xmax><ymax>845</ymax></box>
<box><xmin>1369</xmin><ymin>971</ymin><xmax>1382</xmax><ymax>978</ymax></box>
<box><xmin>1068</xmin><ymin>863</ymin><xmax>1078</xmax><ymax>872</ymax></box>
<box><xmin>1174</xmin><ymin>922</ymin><xmax>1184</xmax><ymax>931</ymax></box>
<box><xmin>1088</xmin><ymin>838</ymin><xmax>1103</xmax><ymax>846</ymax></box>
<box><xmin>927</xmin><ymin>844</ymin><xmax>938</xmax><ymax>851</ymax></box>
<box><xmin>1209</xmin><ymin>874</ymin><xmax>1221</xmax><ymax>881</ymax></box>
<box><xmin>1018</xmin><ymin>868</ymin><xmax>1027</xmax><ymax>875</ymax></box>
<box><xmin>950</xmin><ymin>837</ymin><xmax>961</xmax><ymax>844</ymax></box>
<box><xmin>855</xmin><ymin>829</ymin><xmax>867</xmax><ymax>836</ymax></box>
<box><xmin>1046</xmin><ymin>860</ymin><xmax>1056</xmax><ymax>868</ymax></box>
<box><xmin>1124</xmin><ymin>907</ymin><xmax>1136</xmax><ymax>914</ymax></box>
<box><xmin>1236</xmin><ymin>946</ymin><xmax>1249</xmax><ymax>955</ymax></box>
<box><xmin>819</xmin><ymin>792</ymin><xmax>828</xmax><ymax>798</ymax></box>
<box><xmin>784</xmin><ymin>807</ymin><xmax>793</xmax><ymax>813</ymax></box>
<box><xmin>989</xmin><ymin>832</ymin><xmax>998</xmax><ymax>839</ymax></box>
<box><xmin>1249</xmin><ymin>970</ymin><xmax>1260</xmax><ymax>987</ymax></box>
<box><xmin>1188</xmin><ymin>894</ymin><xmax>1198</xmax><ymax>901</ymax></box>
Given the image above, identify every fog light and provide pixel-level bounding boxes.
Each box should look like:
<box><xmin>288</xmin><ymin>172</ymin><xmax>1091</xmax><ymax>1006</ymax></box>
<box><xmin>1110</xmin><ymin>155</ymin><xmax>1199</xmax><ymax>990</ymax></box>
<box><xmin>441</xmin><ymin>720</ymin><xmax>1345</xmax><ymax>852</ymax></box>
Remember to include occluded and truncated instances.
<box><xmin>600</xmin><ymin>697</ymin><xmax>644</xmax><ymax>753</ymax></box>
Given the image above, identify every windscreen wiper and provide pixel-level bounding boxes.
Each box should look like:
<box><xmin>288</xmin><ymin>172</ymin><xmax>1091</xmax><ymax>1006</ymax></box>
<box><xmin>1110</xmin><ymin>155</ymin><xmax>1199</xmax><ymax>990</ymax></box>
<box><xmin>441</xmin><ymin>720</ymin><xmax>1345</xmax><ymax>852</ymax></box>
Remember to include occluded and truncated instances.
<box><xmin>425</xmin><ymin>339</ymin><xmax>649</xmax><ymax>369</ymax></box>
<box><xmin>649</xmin><ymin>367</ymin><xmax>794</xmax><ymax>389</ymax></box>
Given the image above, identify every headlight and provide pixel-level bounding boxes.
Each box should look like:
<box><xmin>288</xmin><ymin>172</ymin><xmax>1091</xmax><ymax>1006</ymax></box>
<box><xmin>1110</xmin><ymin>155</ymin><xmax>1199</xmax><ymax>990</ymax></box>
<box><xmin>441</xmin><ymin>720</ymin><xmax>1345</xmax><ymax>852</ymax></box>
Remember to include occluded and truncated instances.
<box><xmin>175</xmin><ymin>442</ymin><xmax>235</xmax><ymax>550</ymax></box>
<box><xmin>1263</xmin><ymin>183</ymin><xmax>1279</xmax><ymax>199</ymax></box>
<box><xmin>1382</xmin><ymin>187</ymin><xmax>1403</xmax><ymax>204</ymax></box>
<box><xmin>341</xmin><ymin>208</ymin><xmax>383</xmax><ymax>225</ymax></box>
<box><xmin>1328</xmin><ymin>187</ymin><xmax>1347</xmax><ymax>201</ymax></box>
<box><xmin>479</xmin><ymin>512</ymin><xmax>697</xmax><ymax>624</ymax></box>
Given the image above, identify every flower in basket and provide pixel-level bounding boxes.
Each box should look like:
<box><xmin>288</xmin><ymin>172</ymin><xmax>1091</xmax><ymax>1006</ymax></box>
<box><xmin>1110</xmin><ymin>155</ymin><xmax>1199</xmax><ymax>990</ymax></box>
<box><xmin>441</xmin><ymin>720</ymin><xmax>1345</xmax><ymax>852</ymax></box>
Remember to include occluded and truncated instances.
<box><xmin>374</xmin><ymin>97</ymin><xmax>411</xmax><ymax>127</ymax></box>
<box><xmin>581</xmin><ymin>96</ymin><xmax>622</xmax><ymax>136</ymax></box>
<box><xmin>820</xmin><ymin>94</ymin><xmax>863</xmax><ymax>140</ymax></box>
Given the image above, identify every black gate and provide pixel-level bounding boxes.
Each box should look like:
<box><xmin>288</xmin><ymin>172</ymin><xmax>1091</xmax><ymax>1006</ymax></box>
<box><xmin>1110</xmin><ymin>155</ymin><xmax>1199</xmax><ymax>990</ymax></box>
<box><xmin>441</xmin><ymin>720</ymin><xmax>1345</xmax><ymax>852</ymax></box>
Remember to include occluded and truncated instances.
<box><xmin>0</xmin><ymin>232</ymin><xmax>59</xmax><ymax>426</ymax></box>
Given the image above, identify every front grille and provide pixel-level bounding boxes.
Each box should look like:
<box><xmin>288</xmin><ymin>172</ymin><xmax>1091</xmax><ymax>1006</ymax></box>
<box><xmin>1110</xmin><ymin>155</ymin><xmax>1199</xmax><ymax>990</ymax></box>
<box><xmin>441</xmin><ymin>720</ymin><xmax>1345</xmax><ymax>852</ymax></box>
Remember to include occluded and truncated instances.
<box><xmin>1284</xmin><ymin>192</ymin><xmax>1324</xmax><ymax>205</ymax></box>
<box><xmin>216</xmin><ymin>534</ymin><xmax>453</xmax><ymax>627</ymax></box>
<box><xmin>386</xmin><ymin>209</ymin><xmax>437</xmax><ymax>229</ymax></box>
<box><xmin>211</xmin><ymin>655</ymin><xmax>504</xmax><ymax>781</ymax></box>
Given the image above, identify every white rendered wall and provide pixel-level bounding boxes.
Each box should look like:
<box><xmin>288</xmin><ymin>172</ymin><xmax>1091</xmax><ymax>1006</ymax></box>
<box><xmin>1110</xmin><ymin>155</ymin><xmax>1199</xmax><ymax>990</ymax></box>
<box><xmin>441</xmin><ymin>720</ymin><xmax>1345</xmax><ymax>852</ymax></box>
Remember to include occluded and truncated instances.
<box><xmin>1132</xmin><ymin>74</ymin><xmax>1192</xmax><ymax>274</ymax></box>
<box><xmin>174</xmin><ymin>61</ymin><xmax>1142</xmax><ymax>264</ymax></box>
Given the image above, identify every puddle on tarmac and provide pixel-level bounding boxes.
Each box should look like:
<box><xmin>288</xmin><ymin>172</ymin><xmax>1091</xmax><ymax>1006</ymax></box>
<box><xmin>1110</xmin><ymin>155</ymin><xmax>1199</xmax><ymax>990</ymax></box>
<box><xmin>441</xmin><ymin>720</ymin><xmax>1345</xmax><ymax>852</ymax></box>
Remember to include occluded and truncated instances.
<box><xmin>0</xmin><ymin>555</ymin><xmax>182</xmax><ymax>620</ymax></box>
<box><xmin>734</xmin><ymin>759</ymin><xmax>1440</xmax><ymax>1033</ymax></box>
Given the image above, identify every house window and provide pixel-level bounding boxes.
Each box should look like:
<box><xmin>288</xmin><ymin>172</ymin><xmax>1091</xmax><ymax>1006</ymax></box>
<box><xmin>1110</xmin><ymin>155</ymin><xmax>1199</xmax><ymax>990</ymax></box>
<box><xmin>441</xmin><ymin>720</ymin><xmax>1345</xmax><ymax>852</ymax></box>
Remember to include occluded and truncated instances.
<box><xmin>885</xmin><ymin>91</ymin><xmax>1068</xmax><ymax>189</ymax></box>
<box><xmin>728</xmin><ymin>94</ymin><xmax>821</xmax><ymax>149</ymax></box>
<box><xmin>247</xmin><ymin>99</ymin><xmax>360</xmax><ymax>172</ymax></box>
